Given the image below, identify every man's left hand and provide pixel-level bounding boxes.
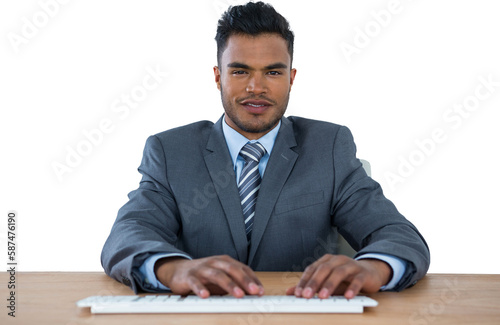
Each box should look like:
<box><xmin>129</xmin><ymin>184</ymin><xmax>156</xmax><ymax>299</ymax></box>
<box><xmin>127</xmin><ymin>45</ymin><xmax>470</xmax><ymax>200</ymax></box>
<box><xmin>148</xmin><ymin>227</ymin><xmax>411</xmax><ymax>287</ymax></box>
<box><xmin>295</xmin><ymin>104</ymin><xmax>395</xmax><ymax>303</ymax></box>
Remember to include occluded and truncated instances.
<box><xmin>286</xmin><ymin>254</ymin><xmax>392</xmax><ymax>299</ymax></box>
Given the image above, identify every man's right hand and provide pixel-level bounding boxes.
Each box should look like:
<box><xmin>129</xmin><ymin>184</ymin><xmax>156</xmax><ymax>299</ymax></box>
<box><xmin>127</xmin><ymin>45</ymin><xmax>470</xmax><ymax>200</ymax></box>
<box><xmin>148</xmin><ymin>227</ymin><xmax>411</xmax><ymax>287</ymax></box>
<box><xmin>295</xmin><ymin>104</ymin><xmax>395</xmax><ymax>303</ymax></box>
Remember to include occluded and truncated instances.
<box><xmin>154</xmin><ymin>255</ymin><xmax>265</xmax><ymax>298</ymax></box>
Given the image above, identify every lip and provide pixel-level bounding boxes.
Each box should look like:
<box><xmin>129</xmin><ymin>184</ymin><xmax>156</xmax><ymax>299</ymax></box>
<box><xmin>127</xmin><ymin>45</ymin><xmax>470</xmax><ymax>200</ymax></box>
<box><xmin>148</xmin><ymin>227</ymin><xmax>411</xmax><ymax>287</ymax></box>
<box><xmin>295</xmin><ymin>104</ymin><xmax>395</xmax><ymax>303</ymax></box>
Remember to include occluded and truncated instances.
<box><xmin>239</xmin><ymin>100</ymin><xmax>272</xmax><ymax>114</ymax></box>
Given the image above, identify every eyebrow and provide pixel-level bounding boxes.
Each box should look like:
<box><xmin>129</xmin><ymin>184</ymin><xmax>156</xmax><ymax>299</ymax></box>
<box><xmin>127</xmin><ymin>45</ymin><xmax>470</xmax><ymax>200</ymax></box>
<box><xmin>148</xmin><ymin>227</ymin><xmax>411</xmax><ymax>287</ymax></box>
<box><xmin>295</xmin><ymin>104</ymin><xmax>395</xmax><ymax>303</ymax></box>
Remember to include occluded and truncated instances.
<box><xmin>227</xmin><ymin>62</ymin><xmax>288</xmax><ymax>70</ymax></box>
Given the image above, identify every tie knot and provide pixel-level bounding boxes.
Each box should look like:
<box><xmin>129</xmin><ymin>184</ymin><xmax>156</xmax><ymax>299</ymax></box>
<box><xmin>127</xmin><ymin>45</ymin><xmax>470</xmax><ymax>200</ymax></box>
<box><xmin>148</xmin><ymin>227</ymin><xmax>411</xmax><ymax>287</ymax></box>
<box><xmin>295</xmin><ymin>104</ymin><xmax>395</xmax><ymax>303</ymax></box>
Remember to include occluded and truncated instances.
<box><xmin>240</xmin><ymin>142</ymin><xmax>266</xmax><ymax>163</ymax></box>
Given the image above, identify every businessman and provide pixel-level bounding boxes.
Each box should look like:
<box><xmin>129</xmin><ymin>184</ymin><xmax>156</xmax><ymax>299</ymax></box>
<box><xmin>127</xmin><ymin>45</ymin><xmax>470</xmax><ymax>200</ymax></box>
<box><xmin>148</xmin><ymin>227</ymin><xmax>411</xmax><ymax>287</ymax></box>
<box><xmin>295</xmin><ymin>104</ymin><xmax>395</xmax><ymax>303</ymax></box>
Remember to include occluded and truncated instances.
<box><xmin>101</xmin><ymin>1</ymin><xmax>430</xmax><ymax>299</ymax></box>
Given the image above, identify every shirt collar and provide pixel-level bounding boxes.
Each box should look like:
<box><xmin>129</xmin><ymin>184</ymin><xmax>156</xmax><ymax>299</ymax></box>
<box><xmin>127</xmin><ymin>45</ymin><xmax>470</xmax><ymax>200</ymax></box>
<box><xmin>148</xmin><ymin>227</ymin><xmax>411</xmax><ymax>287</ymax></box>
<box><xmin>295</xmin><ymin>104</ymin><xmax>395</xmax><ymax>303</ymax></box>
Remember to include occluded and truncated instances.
<box><xmin>222</xmin><ymin>116</ymin><xmax>281</xmax><ymax>167</ymax></box>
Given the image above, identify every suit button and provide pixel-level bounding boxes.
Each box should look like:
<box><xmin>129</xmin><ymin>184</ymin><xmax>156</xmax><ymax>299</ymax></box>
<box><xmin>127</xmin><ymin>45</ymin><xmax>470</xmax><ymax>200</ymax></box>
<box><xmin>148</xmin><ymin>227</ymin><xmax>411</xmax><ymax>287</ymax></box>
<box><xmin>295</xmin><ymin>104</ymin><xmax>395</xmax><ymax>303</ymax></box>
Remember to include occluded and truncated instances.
<box><xmin>122</xmin><ymin>277</ymin><xmax>131</xmax><ymax>286</ymax></box>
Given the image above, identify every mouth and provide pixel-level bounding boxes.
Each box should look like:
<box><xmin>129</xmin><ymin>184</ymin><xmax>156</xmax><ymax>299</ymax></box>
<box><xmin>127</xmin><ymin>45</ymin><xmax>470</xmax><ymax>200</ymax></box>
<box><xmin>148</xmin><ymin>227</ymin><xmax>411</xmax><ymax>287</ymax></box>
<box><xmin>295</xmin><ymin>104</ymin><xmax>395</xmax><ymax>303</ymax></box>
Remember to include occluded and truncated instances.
<box><xmin>239</xmin><ymin>99</ymin><xmax>272</xmax><ymax>114</ymax></box>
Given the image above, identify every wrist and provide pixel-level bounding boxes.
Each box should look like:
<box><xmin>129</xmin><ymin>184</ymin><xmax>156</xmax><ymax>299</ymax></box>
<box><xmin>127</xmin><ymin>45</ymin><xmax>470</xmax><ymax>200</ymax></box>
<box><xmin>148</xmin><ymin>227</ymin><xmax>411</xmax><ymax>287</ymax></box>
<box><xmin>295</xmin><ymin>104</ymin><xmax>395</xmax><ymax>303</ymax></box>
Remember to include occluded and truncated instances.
<box><xmin>358</xmin><ymin>258</ymin><xmax>393</xmax><ymax>286</ymax></box>
<box><xmin>154</xmin><ymin>256</ymin><xmax>189</xmax><ymax>287</ymax></box>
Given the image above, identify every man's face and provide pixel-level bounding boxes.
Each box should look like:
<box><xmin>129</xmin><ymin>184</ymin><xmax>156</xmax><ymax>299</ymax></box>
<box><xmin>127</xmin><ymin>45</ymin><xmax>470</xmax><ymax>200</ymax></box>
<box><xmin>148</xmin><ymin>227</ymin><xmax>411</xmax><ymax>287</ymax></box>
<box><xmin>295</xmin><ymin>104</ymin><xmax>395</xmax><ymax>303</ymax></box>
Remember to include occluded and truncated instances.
<box><xmin>214</xmin><ymin>33</ymin><xmax>297</xmax><ymax>140</ymax></box>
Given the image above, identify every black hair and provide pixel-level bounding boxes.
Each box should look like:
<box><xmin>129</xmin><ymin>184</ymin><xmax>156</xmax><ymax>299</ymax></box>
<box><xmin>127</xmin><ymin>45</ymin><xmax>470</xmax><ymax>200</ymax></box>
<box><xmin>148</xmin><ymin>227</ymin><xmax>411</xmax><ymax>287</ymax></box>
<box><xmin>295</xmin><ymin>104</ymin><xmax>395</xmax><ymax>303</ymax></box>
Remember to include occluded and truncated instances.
<box><xmin>215</xmin><ymin>1</ymin><xmax>294</xmax><ymax>67</ymax></box>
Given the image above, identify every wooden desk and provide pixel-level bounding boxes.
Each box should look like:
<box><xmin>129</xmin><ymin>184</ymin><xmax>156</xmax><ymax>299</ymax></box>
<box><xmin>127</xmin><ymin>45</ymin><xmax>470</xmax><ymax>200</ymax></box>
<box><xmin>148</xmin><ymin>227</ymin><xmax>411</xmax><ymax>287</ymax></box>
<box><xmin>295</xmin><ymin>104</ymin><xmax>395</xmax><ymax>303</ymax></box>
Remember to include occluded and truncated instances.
<box><xmin>1</xmin><ymin>272</ymin><xmax>499</xmax><ymax>324</ymax></box>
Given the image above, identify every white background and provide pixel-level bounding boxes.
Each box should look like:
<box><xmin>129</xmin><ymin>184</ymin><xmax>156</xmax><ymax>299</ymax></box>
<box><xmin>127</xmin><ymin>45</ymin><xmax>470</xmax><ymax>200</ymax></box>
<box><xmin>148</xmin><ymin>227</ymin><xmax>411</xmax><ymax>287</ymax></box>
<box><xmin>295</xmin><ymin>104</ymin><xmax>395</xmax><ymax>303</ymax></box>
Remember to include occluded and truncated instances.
<box><xmin>1</xmin><ymin>0</ymin><xmax>499</xmax><ymax>274</ymax></box>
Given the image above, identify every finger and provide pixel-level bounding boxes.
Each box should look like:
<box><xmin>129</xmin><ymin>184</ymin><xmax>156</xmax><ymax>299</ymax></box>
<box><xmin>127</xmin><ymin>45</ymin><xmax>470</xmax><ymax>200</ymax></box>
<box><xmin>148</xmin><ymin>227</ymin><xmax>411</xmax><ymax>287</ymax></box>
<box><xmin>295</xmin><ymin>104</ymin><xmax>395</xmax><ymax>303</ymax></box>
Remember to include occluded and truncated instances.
<box><xmin>316</xmin><ymin>262</ymin><xmax>361</xmax><ymax>299</ymax></box>
<box><xmin>294</xmin><ymin>262</ymin><xmax>319</xmax><ymax>297</ymax></box>
<box><xmin>285</xmin><ymin>286</ymin><xmax>296</xmax><ymax>295</ymax></box>
<box><xmin>300</xmin><ymin>255</ymin><xmax>352</xmax><ymax>298</ymax></box>
<box><xmin>344</xmin><ymin>272</ymin><xmax>366</xmax><ymax>299</ymax></box>
<box><xmin>186</xmin><ymin>275</ymin><xmax>211</xmax><ymax>298</ymax></box>
<box><xmin>295</xmin><ymin>254</ymin><xmax>347</xmax><ymax>297</ymax></box>
<box><xmin>235</xmin><ymin>263</ymin><xmax>265</xmax><ymax>295</ymax></box>
<box><xmin>197</xmin><ymin>267</ymin><xmax>246</xmax><ymax>298</ymax></box>
<box><xmin>301</xmin><ymin>263</ymin><xmax>335</xmax><ymax>298</ymax></box>
<box><xmin>211</xmin><ymin>257</ymin><xmax>264</xmax><ymax>295</ymax></box>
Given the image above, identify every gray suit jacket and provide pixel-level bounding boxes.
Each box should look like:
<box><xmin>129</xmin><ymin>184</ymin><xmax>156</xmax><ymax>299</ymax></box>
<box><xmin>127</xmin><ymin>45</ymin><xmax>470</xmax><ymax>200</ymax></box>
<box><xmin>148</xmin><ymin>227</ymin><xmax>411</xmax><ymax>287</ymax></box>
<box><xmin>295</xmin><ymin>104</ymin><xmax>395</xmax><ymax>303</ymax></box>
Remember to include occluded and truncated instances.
<box><xmin>101</xmin><ymin>116</ymin><xmax>430</xmax><ymax>293</ymax></box>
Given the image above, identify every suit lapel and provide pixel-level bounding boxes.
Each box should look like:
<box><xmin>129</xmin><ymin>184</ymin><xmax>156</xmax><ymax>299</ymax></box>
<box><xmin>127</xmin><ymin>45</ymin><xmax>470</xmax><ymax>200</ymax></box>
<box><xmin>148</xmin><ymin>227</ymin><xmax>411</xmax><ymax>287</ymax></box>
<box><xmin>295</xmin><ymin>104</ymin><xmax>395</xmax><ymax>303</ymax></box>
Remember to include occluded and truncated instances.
<box><xmin>204</xmin><ymin>117</ymin><xmax>249</xmax><ymax>262</ymax></box>
<box><xmin>248</xmin><ymin>117</ymin><xmax>298</xmax><ymax>265</ymax></box>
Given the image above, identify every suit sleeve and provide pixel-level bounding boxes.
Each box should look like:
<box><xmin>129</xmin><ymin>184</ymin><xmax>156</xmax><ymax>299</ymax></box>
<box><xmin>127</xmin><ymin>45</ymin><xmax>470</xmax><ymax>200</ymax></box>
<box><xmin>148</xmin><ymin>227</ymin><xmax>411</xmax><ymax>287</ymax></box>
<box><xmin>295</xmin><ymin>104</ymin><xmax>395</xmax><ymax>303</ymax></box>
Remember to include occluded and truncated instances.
<box><xmin>101</xmin><ymin>135</ymin><xmax>189</xmax><ymax>293</ymax></box>
<box><xmin>330</xmin><ymin>126</ymin><xmax>430</xmax><ymax>291</ymax></box>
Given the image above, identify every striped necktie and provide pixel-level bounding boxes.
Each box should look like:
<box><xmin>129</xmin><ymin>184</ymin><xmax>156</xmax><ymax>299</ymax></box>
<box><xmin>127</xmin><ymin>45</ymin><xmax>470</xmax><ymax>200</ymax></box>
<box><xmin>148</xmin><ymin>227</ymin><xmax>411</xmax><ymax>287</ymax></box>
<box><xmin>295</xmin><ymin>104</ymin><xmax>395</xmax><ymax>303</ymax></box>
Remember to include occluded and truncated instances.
<box><xmin>238</xmin><ymin>142</ymin><xmax>266</xmax><ymax>241</ymax></box>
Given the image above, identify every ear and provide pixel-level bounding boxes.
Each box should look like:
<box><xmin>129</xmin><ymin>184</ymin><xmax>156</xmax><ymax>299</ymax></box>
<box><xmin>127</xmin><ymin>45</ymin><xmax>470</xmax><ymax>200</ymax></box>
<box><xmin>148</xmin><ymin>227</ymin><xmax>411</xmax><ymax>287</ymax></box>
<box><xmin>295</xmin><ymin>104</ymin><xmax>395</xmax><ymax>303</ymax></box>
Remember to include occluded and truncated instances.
<box><xmin>289</xmin><ymin>68</ymin><xmax>297</xmax><ymax>89</ymax></box>
<box><xmin>213</xmin><ymin>66</ymin><xmax>221</xmax><ymax>91</ymax></box>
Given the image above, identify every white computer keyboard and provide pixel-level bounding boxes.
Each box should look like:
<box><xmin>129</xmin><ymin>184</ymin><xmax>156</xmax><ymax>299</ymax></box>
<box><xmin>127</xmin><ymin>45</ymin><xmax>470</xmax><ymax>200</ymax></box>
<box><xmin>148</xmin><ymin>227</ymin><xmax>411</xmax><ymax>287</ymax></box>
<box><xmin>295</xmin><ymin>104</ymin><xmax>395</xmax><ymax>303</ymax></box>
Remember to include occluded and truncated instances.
<box><xmin>77</xmin><ymin>294</ymin><xmax>378</xmax><ymax>314</ymax></box>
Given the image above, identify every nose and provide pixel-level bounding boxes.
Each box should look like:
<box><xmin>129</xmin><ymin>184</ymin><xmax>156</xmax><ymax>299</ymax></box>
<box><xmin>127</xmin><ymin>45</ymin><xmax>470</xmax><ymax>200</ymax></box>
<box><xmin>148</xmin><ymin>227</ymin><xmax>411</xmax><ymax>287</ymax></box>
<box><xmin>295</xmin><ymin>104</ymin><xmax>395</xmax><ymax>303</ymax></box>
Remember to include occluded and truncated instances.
<box><xmin>246</xmin><ymin>74</ymin><xmax>267</xmax><ymax>94</ymax></box>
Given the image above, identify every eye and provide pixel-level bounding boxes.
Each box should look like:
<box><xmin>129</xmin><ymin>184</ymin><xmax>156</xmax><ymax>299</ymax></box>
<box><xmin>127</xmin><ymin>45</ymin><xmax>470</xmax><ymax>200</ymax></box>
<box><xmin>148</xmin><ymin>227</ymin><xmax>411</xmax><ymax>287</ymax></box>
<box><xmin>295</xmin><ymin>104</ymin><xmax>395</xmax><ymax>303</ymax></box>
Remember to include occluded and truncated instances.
<box><xmin>267</xmin><ymin>71</ymin><xmax>282</xmax><ymax>76</ymax></box>
<box><xmin>232</xmin><ymin>70</ymin><xmax>247</xmax><ymax>75</ymax></box>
